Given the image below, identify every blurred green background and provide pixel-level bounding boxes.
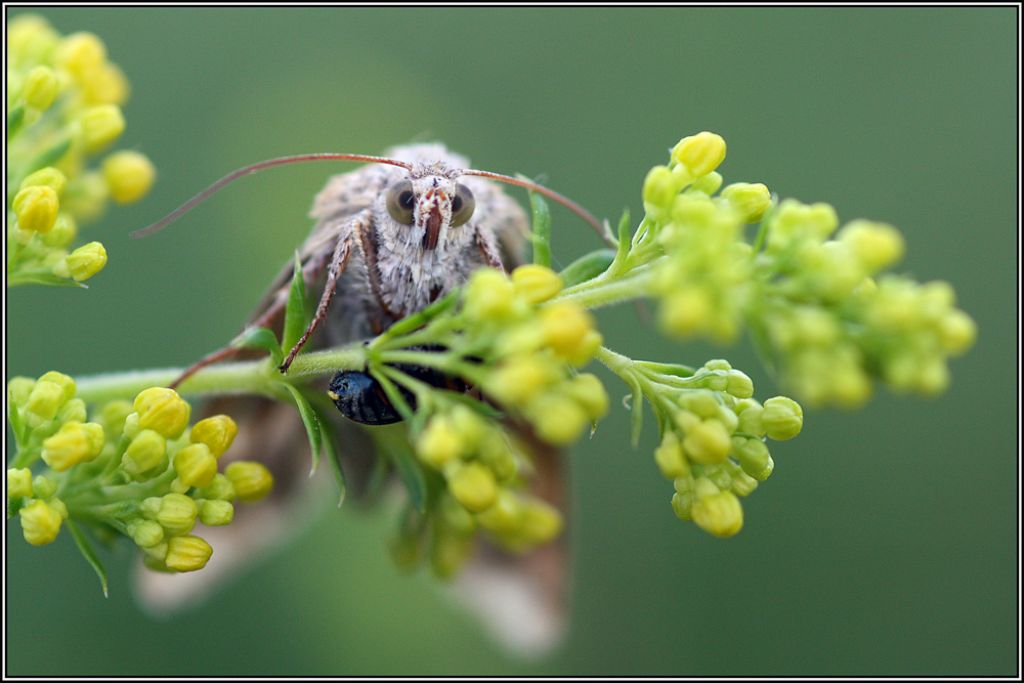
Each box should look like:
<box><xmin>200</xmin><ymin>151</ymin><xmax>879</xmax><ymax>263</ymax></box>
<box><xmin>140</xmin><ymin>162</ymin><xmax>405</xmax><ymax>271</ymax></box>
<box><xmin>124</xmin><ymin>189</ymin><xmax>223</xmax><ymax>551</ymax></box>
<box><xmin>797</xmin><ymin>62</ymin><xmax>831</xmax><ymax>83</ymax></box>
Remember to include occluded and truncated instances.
<box><xmin>5</xmin><ymin>7</ymin><xmax>1017</xmax><ymax>676</ymax></box>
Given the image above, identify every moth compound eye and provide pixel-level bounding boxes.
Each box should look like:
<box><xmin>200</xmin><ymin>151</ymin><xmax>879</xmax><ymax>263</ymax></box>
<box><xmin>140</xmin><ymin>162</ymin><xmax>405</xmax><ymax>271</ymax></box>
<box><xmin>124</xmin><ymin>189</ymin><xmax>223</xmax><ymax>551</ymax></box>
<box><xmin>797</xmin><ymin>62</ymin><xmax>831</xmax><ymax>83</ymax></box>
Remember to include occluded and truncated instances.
<box><xmin>386</xmin><ymin>180</ymin><xmax>416</xmax><ymax>225</ymax></box>
<box><xmin>450</xmin><ymin>184</ymin><xmax>476</xmax><ymax>227</ymax></box>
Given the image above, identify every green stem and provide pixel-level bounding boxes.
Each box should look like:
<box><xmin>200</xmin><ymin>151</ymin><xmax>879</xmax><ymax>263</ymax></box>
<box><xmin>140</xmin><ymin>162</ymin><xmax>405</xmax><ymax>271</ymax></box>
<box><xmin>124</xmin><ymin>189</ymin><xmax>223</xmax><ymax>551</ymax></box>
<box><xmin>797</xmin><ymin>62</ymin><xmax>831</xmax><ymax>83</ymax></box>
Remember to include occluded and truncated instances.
<box><xmin>555</xmin><ymin>269</ymin><xmax>655</xmax><ymax>309</ymax></box>
<box><xmin>73</xmin><ymin>344</ymin><xmax>367</xmax><ymax>406</ymax></box>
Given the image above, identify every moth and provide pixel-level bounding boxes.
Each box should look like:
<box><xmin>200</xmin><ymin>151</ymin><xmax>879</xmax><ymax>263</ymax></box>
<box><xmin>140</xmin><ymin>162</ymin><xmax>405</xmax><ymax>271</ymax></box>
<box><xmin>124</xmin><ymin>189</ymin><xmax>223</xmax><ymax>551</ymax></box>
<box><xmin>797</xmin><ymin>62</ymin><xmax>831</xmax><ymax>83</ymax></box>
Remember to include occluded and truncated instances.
<box><xmin>130</xmin><ymin>143</ymin><xmax>606</xmax><ymax>655</ymax></box>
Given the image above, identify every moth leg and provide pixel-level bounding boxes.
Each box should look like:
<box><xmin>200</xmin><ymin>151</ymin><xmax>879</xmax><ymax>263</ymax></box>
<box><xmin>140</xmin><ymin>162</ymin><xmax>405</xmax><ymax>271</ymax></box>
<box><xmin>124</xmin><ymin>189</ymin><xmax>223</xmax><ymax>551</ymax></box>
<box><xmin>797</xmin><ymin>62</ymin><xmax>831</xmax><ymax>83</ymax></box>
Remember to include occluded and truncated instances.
<box><xmin>279</xmin><ymin>234</ymin><xmax>352</xmax><ymax>373</ymax></box>
<box><xmin>474</xmin><ymin>228</ymin><xmax>506</xmax><ymax>271</ymax></box>
<box><xmin>169</xmin><ymin>250</ymin><xmax>335</xmax><ymax>390</ymax></box>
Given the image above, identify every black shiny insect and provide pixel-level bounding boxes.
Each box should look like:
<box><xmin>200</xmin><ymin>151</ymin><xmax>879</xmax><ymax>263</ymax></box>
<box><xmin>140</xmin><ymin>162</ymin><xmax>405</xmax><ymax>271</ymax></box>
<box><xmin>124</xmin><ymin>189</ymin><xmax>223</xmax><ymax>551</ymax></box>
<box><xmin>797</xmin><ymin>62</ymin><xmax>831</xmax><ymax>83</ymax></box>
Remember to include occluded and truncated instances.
<box><xmin>328</xmin><ymin>347</ymin><xmax>471</xmax><ymax>425</ymax></box>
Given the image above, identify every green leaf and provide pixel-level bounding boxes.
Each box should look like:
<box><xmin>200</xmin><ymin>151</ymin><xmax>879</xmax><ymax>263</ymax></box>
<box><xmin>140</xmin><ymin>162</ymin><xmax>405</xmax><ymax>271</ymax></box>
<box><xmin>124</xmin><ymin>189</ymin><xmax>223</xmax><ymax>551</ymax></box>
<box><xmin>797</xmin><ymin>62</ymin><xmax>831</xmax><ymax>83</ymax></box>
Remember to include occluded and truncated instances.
<box><xmin>6</xmin><ymin>270</ymin><xmax>87</xmax><ymax>288</ymax></box>
<box><xmin>281</xmin><ymin>252</ymin><xmax>310</xmax><ymax>357</ymax></box>
<box><xmin>628</xmin><ymin>379</ymin><xmax>645</xmax><ymax>447</ymax></box>
<box><xmin>66</xmin><ymin>520</ymin><xmax>109</xmax><ymax>598</ymax></box>
<box><xmin>318</xmin><ymin>418</ymin><xmax>347</xmax><ymax>507</ymax></box>
<box><xmin>283</xmin><ymin>384</ymin><xmax>322</xmax><ymax>476</ymax></box>
<box><xmin>26</xmin><ymin>137</ymin><xmax>71</xmax><ymax>177</ymax></box>
<box><xmin>529</xmin><ymin>192</ymin><xmax>552</xmax><ymax>267</ymax></box>
<box><xmin>372</xmin><ymin>425</ymin><xmax>426</xmax><ymax>513</ymax></box>
<box><xmin>558</xmin><ymin>248</ymin><xmax>615</xmax><ymax>288</ymax></box>
<box><xmin>375</xmin><ymin>289</ymin><xmax>458</xmax><ymax>345</ymax></box>
<box><xmin>231</xmin><ymin>326</ymin><xmax>283</xmax><ymax>366</ymax></box>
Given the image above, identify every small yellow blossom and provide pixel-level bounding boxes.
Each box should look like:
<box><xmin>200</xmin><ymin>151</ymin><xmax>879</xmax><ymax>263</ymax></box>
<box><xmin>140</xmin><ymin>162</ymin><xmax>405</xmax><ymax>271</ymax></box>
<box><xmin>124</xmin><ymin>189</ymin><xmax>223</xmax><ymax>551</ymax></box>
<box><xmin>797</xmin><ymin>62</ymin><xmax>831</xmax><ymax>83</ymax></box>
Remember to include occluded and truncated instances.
<box><xmin>672</xmin><ymin>131</ymin><xmax>727</xmax><ymax>177</ymax></box>
<box><xmin>173</xmin><ymin>443</ymin><xmax>218</xmax><ymax>488</ymax></box>
<box><xmin>41</xmin><ymin>421</ymin><xmax>105</xmax><ymax>471</ymax></box>
<box><xmin>102</xmin><ymin>150</ymin><xmax>155</xmax><ymax>204</ymax></box>
<box><xmin>19</xmin><ymin>500</ymin><xmax>63</xmax><ymax>546</ymax></box>
<box><xmin>8</xmin><ymin>468</ymin><xmax>34</xmax><ymax>498</ymax></box>
<box><xmin>78</xmin><ymin>104</ymin><xmax>125</xmax><ymax>152</ymax></box>
<box><xmin>164</xmin><ymin>535</ymin><xmax>213</xmax><ymax>572</ymax></box>
<box><xmin>198</xmin><ymin>500</ymin><xmax>234</xmax><ymax>526</ymax></box>
<box><xmin>22</xmin><ymin>65</ymin><xmax>59</xmax><ymax>110</ymax></box>
<box><xmin>61</xmin><ymin>241</ymin><xmax>108</xmax><ymax>281</ymax></box>
<box><xmin>225</xmin><ymin>461</ymin><xmax>274</xmax><ymax>502</ymax></box>
<box><xmin>511</xmin><ymin>264</ymin><xmax>563</xmax><ymax>303</ymax></box>
<box><xmin>417</xmin><ymin>416</ymin><xmax>464</xmax><ymax>469</ymax></box>
<box><xmin>121</xmin><ymin>429</ymin><xmax>167</xmax><ymax>480</ymax></box>
<box><xmin>447</xmin><ymin>462</ymin><xmax>498</xmax><ymax>513</ymax></box>
<box><xmin>133</xmin><ymin>387</ymin><xmax>191</xmax><ymax>439</ymax></box>
<box><xmin>13</xmin><ymin>185</ymin><xmax>59</xmax><ymax>233</ymax></box>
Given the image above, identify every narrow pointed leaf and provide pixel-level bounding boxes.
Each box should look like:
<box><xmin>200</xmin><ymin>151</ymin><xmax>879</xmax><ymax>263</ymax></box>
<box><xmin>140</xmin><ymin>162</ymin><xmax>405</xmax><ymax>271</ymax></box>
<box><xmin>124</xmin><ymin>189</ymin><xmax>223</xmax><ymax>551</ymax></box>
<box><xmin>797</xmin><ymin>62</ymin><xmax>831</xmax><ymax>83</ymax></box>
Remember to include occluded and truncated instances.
<box><xmin>66</xmin><ymin>520</ymin><xmax>109</xmax><ymax>598</ymax></box>
<box><xmin>283</xmin><ymin>384</ymin><xmax>322</xmax><ymax>476</ymax></box>
<box><xmin>281</xmin><ymin>252</ymin><xmax>310</xmax><ymax>357</ymax></box>
<box><xmin>231</xmin><ymin>326</ymin><xmax>283</xmax><ymax>366</ymax></box>
<box><xmin>529</xmin><ymin>192</ymin><xmax>552</xmax><ymax>267</ymax></box>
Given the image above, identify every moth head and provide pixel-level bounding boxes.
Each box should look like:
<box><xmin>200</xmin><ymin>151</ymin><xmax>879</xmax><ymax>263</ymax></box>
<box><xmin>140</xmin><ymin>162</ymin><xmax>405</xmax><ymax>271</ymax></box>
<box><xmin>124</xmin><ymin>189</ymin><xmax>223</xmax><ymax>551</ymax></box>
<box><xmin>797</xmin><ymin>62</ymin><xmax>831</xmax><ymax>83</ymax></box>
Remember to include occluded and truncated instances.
<box><xmin>384</xmin><ymin>175</ymin><xmax>476</xmax><ymax>250</ymax></box>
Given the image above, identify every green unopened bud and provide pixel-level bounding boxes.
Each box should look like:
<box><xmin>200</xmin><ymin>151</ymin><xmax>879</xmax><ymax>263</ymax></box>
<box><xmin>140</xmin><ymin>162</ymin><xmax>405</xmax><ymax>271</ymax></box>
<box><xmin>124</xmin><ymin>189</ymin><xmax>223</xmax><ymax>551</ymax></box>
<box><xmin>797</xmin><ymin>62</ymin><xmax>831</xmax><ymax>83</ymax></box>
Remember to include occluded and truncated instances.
<box><xmin>156</xmin><ymin>493</ymin><xmax>198</xmax><ymax>535</ymax></box>
<box><xmin>517</xmin><ymin>498</ymin><xmax>563</xmax><ymax>544</ymax></box>
<box><xmin>96</xmin><ymin>400</ymin><xmax>133</xmax><ymax>437</ymax></box>
<box><xmin>165</xmin><ymin>535</ymin><xmax>213</xmax><ymax>572</ymax></box>
<box><xmin>511</xmin><ymin>264</ymin><xmax>563</xmax><ymax>304</ymax></box>
<box><xmin>643</xmin><ymin>165</ymin><xmax>679</xmax><ymax>212</ymax></box>
<box><xmin>447</xmin><ymin>462</ymin><xmax>498</xmax><ymax>513</ymax></box>
<box><xmin>174</xmin><ymin>443</ymin><xmax>217</xmax><ymax>488</ymax></box>
<box><xmin>196</xmin><ymin>473</ymin><xmax>236</xmax><ymax>501</ymax></box>
<box><xmin>13</xmin><ymin>185</ymin><xmax>59</xmax><ymax>233</ymax></box>
<box><xmin>225</xmin><ymin>461</ymin><xmax>274</xmax><ymax>502</ymax></box>
<box><xmin>32</xmin><ymin>475</ymin><xmax>57</xmax><ymax>499</ymax></box>
<box><xmin>22</xmin><ymin>65</ymin><xmax>59</xmax><ymax>110</ymax></box>
<box><xmin>762</xmin><ymin>396</ymin><xmax>803</xmax><ymax>440</ymax></box>
<box><xmin>57</xmin><ymin>398</ymin><xmax>87</xmax><ymax>424</ymax></box>
<box><xmin>58</xmin><ymin>31</ymin><xmax>107</xmax><ymax>76</ymax></box>
<box><xmin>692</xmin><ymin>489</ymin><xmax>743</xmax><ymax>538</ymax></box>
<box><xmin>530</xmin><ymin>395</ymin><xmax>589</xmax><ymax>446</ymax></box>
<box><xmin>41</xmin><ymin>421</ymin><xmax>105</xmax><ymax>471</ymax></box>
<box><xmin>189</xmin><ymin>415</ymin><xmax>238</xmax><ymax>458</ymax></box>
<box><xmin>477</xmin><ymin>491</ymin><xmax>523</xmax><ymax>535</ymax></box>
<box><xmin>736</xmin><ymin>402</ymin><xmax>765</xmax><ymax>437</ymax></box>
<box><xmin>198</xmin><ymin>499</ymin><xmax>234</xmax><ymax>526</ymax></box>
<box><xmin>671</xmin><ymin>476</ymin><xmax>696</xmax><ymax>521</ymax></box>
<box><xmin>102</xmin><ymin>150</ymin><xmax>156</xmax><ymax>204</ymax></box>
<box><xmin>722</xmin><ymin>182</ymin><xmax>771</xmax><ymax>223</ymax></box>
<box><xmin>121</xmin><ymin>429</ymin><xmax>167</xmax><ymax>480</ymax></box>
<box><xmin>61</xmin><ymin>241</ymin><xmax>107</xmax><ymax>281</ymax></box>
<box><xmin>8</xmin><ymin>377</ymin><xmax>36</xmax><ymax>406</ymax></box>
<box><xmin>689</xmin><ymin>171</ymin><xmax>723</xmax><ymax>196</ymax></box>
<box><xmin>133</xmin><ymin>387</ymin><xmax>190</xmax><ymax>439</ymax></box>
<box><xmin>42</xmin><ymin>214</ymin><xmax>78</xmax><ymax>248</ymax></box>
<box><xmin>682</xmin><ymin>419</ymin><xmax>732</xmax><ymax>465</ymax></box>
<box><xmin>839</xmin><ymin>220</ymin><xmax>905</xmax><ymax>272</ymax></box>
<box><xmin>128</xmin><ymin>519</ymin><xmax>164</xmax><ymax>548</ymax></box>
<box><xmin>7</xmin><ymin>468</ymin><xmax>33</xmax><ymax>498</ymax></box>
<box><xmin>20</xmin><ymin>167</ymin><xmax>67</xmax><ymax>195</ymax></box>
<box><xmin>939</xmin><ymin>310</ymin><xmax>977</xmax><ymax>355</ymax></box>
<box><xmin>63</xmin><ymin>171</ymin><xmax>109</xmax><ymax>223</ymax></box>
<box><xmin>654</xmin><ymin>431</ymin><xmax>690</xmax><ymax>479</ymax></box>
<box><xmin>464</xmin><ymin>268</ymin><xmax>518</xmax><ymax>321</ymax></box>
<box><xmin>19</xmin><ymin>500</ymin><xmax>63</xmax><ymax>546</ymax></box>
<box><xmin>732</xmin><ymin>436</ymin><xmax>772</xmax><ymax>480</ymax></box>
<box><xmin>78</xmin><ymin>104</ymin><xmax>125</xmax><ymax>152</ymax></box>
<box><xmin>49</xmin><ymin>497</ymin><xmax>68</xmax><ymax>520</ymax></box>
<box><xmin>672</xmin><ymin>131</ymin><xmax>727</xmax><ymax>177</ymax></box>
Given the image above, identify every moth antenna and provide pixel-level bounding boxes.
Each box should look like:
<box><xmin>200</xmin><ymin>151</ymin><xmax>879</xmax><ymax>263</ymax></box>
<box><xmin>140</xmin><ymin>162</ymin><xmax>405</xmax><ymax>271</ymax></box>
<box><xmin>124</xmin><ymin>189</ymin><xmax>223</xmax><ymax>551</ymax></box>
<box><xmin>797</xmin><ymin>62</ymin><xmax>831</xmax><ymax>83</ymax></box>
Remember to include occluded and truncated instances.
<box><xmin>131</xmin><ymin>154</ymin><xmax>413</xmax><ymax>239</ymax></box>
<box><xmin>461</xmin><ymin>169</ymin><xmax>614</xmax><ymax>247</ymax></box>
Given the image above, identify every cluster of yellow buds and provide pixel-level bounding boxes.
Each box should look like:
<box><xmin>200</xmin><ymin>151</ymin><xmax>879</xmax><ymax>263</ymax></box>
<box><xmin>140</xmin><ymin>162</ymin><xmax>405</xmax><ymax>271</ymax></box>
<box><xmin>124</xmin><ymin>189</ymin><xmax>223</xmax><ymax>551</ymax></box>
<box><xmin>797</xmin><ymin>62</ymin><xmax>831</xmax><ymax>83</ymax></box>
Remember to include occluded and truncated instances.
<box><xmin>622</xmin><ymin>131</ymin><xmax>975</xmax><ymax>407</ymax></box>
<box><xmin>464</xmin><ymin>266</ymin><xmax>608</xmax><ymax>445</ymax></box>
<box><xmin>6</xmin><ymin>15</ymin><xmax>155</xmax><ymax>288</ymax></box>
<box><xmin>6</xmin><ymin>372</ymin><xmax>272</xmax><ymax>584</ymax></box>
<box><xmin>410</xmin><ymin>403</ymin><xmax>563</xmax><ymax>577</ymax></box>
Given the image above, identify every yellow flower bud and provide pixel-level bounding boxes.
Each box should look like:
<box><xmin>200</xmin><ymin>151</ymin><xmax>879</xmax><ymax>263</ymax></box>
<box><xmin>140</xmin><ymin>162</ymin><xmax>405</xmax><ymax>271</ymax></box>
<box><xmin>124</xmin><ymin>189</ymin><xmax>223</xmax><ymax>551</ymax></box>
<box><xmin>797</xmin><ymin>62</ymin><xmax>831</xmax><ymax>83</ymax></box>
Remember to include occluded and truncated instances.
<box><xmin>682</xmin><ymin>419</ymin><xmax>732</xmax><ymax>465</ymax></box>
<box><xmin>32</xmin><ymin>475</ymin><xmax>57</xmax><ymax>499</ymax></box>
<box><xmin>449</xmin><ymin>406</ymin><xmax>486</xmax><ymax>451</ymax></box>
<box><xmin>165</xmin><ymin>535</ymin><xmax>213</xmax><ymax>572</ymax></box>
<box><xmin>13</xmin><ymin>185</ymin><xmax>59</xmax><ymax>233</ymax></box>
<box><xmin>156</xmin><ymin>493</ymin><xmax>198</xmax><ymax>535</ymax></box>
<box><xmin>198</xmin><ymin>499</ymin><xmax>234</xmax><ymax>526</ymax></box>
<box><xmin>189</xmin><ymin>415</ymin><xmax>238</xmax><ymax>458</ymax></box>
<box><xmin>721</xmin><ymin>182</ymin><xmax>771</xmax><ymax>223</ymax></box>
<box><xmin>659</xmin><ymin>287</ymin><xmax>713</xmax><ymax>337</ymax></box>
<box><xmin>128</xmin><ymin>519</ymin><xmax>164</xmax><ymax>548</ymax></box>
<box><xmin>173</xmin><ymin>443</ymin><xmax>218</xmax><ymax>488</ymax></box>
<box><xmin>57</xmin><ymin>32</ymin><xmax>107</xmax><ymax>77</ymax></box>
<box><xmin>21</xmin><ymin>168</ymin><xmax>67</xmax><ymax>199</ymax></box>
<box><xmin>62</xmin><ymin>241</ymin><xmax>107</xmax><ymax>281</ymax></box>
<box><xmin>82</xmin><ymin>62</ymin><xmax>129</xmax><ymax>105</ymax></box>
<box><xmin>78</xmin><ymin>104</ymin><xmax>125</xmax><ymax>152</ymax></box>
<box><xmin>517</xmin><ymin>498</ymin><xmax>563</xmax><ymax>544</ymax></box>
<box><xmin>464</xmin><ymin>268</ymin><xmax>519</xmax><ymax>321</ymax></box>
<box><xmin>133</xmin><ymin>387</ymin><xmax>191</xmax><ymax>439</ymax></box>
<box><xmin>939</xmin><ymin>310</ymin><xmax>977</xmax><ymax>355</ymax></box>
<box><xmin>530</xmin><ymin>394</ymin><xmax>589</xmax><ymax>446</ymax></box>
<box><xmin>654</xmin><ymin>431</ymin><xmax>690</xmax><ymax>479</ymax></box>
<box><xmin>485</xmin><ymin>355</ymin><xmax>558</xmax><ymax>407</ymax></box>
<box><xmin>121</xmin><ymin>429</ymin><xmax>167</xmax><ymax>480</ymax></box>
<box><xmin>671</xmin><ymin>132</ymin><xmax>727</xmax><ymax>177</ymax></box>
<box><xmin>447</xmin><ymin>462</ymin><xmax>498</xmax><ymax>513</ymax></box>
<box><xmin>21</xmin><ymin>65</ymin><xmax>59</xmax><ymax>110</ymax></box>
<box><xmin>566</xmin><ymin>373</ymin><xmax>609</xmax><ymax>420</ymax></box>
<box><xmin>440</xmin><ymin>493</ymin><xmax>477</xmax><ymax>534</ymax></box>
<box><xmin>49</xmin><ymin>497</ymin><xmax>69</xmax><ymax>520</ymax></box>
<box><xmin>19</xmin><ymin>500</ymin><xmax>63</xmax><ymax>546</ymax></box>
<box><xmin>225</xmin><ymin>461</ymin><xmax>274</xmax><ymax>502</ymax></box>
<box><xmin>540</xmin><ymin>301</ymin><xmax>598</xmax><ymax>361</ymax></box>
<box><xmin>642</xmin><ymin>165</ymin><xmax>679</xmax><ymax>212</ymax></box>
<box><xmin>762</xmin><ymin>396</ymin><xmax>803</xmax><ymax>441</ymax></box>
<box><xmin>42</xmin><ymin>421</ymin><xmax>105</xmax><ymax>471</ymax></box>
<box><xmin>839</xmin><ymin>220</ymin><xmax>905</xmax><ymax>272</ymax></box>
<box><xmin>102</xmin><ymin>150</ymin><xmax>155</xmax><ymax>204</ymax></box>
<box><xmin>42</xmin><ymin>213</ymin><xmax>78</xmax><ymax>248</ymax></box>
<box><xmin>476</xmin><ymin>491</ymin><xmax>523</xmax><ymax>535</ymax></box>
<box><xmin>417</xmin><ymin>416</ymin><xmax>464</xmax><ymax>469</ymax></box>
<box><xmin>691</xmin><ymin>490</ymin><xmax>744</xmax><ymax>538</ymax></box>
<box><xmin>8</xmin><ymin>468</ymin><xmax>34</xmax><ymax>498</ymax></box>
<box><xmin>57</xmin><ymin>398</ymin><xmax>87</xmax><ymax>424</ymax></box>
<box><xmin>38</xmin><ymin>371</ymin><xmax>76</xmax><ymax>403</ymax></box>
<box><xmin>511</xmin><ymin>264</ymin><xmax>563</xmax><ymax>303</ymax></box>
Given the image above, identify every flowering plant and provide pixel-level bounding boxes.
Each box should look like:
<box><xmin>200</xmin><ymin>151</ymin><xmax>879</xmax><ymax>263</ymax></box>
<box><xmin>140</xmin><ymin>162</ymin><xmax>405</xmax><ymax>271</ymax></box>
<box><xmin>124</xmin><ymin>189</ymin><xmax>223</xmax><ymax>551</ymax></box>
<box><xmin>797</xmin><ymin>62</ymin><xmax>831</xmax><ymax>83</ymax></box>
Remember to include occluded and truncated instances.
<box><xmin>6</xmin><ymin>16</ymin><xmax>975</xmax><ymax>595</ymax></box>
